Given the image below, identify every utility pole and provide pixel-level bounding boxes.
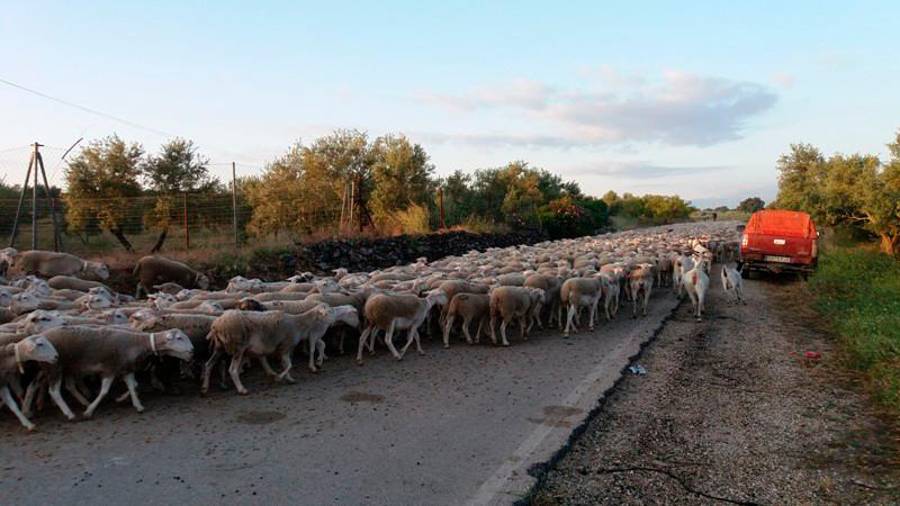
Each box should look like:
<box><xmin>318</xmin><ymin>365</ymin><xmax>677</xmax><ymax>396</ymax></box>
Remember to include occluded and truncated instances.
<box><xmin>183</xmin><ymin>192</ymin><xmax>190</xmax><ymax>249</ymax></box>
<box><xmin>231</xmin><ymin>162</ymin><xmax>238</xmax><ymax>250</ymax></box>
<box><xmin>8</xmin><ymin>142</ymin><xmax>62</xmax><ymax>251</ymax></box>
<box><xmin>438</xmin><ymin>188</ymin><xmax>446</xmax><ymax>230</ymax></box>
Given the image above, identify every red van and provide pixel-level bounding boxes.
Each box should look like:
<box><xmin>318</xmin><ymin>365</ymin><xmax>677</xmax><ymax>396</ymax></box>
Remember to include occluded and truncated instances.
<box><xmin>739</xmin><ymin>210</ymin><xmax>818</xmax><ymax>276</ymax></box>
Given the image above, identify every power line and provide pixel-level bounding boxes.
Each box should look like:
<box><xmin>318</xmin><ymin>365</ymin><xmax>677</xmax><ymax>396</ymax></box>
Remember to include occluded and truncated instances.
<box><xmin>0</xmin><ymin>77</ymin><xmax>176</xmax><ymax>138</ymax></box>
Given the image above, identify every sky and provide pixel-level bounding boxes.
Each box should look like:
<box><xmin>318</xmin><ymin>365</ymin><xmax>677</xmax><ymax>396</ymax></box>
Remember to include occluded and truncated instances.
<box><xmin>1</xmin><ymin>1</ymin><xmax>898</xmax><ymax>207</ymax></box>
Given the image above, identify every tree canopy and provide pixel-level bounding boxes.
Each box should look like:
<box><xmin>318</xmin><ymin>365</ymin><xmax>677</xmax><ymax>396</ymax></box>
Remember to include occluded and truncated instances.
<box><xmin>773</xmin><ymin>131</ymin><xmax>900</xmax><ymax>254</ymax></box>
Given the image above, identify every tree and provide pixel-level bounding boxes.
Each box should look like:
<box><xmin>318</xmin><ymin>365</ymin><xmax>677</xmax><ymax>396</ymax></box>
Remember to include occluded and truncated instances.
<box><xmin>737</xmin><ymin>196</ymin><xmax>765</xmax><ymax>213</ymax></box>
<box><xmin>142</xmin><ymin>138</ymin><xmax>218</xmax><ymax>252</ymax></box>
<box><xmin>369</xmin><ymin>135</ymin><xmax>435</xmax><ymax>226</ymax></box>
<box><xmin>823</xmin><ymin>148</ymin><xmax>899</xmax><ymax>255</ymax></box>
<box><xmin>63</xmin><ymin>135</ymin><xmax>144</xmax><ymax>251</ymax></box>
<box><xmin>773</xmin><ymin>143</ymin><xmax>827</xmax><ymax>219</ymax></box>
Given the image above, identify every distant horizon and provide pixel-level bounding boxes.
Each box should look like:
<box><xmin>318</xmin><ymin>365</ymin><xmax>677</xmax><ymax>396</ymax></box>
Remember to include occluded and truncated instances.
<box><xmin>3</xmin><ymin>2</ymin><xmax>898</xmax><ymax>208</ymax></box>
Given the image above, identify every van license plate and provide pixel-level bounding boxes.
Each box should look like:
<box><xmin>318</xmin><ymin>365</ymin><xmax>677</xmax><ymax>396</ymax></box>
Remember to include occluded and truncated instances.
<box><xmin>773</xmin><ymin>239</ymin><xmax>786</xmax><ymax>245</ymax></box>
<box><xmin>765</xmin><ymin>255</ymin><xmax>791</xmax><ymax>263</ymax></box>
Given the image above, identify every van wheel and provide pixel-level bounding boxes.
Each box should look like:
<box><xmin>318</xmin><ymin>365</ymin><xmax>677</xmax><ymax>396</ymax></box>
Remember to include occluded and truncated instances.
<box><xmin>741</xmin><ymin>268</ymin><xmax>751</xmax><ymax>279</ymax></box>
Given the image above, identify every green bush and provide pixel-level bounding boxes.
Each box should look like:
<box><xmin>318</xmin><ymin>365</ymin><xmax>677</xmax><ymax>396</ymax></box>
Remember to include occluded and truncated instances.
<box><xmin>808</xmin><ymin>248</ymin><xmax>900</xmax><ymax>410</ymax></box>
<box><xmin>538</xmin><ymin>196</ymin><xmax>607</xmax><ymax>239</ymax></box>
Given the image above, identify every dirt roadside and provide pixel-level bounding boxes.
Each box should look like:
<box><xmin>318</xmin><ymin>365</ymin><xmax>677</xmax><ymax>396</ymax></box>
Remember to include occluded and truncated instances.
<box><xmin>530</xmin><ymin>267</ymin><xmax>899</xmax><ymax>505</ymax></box>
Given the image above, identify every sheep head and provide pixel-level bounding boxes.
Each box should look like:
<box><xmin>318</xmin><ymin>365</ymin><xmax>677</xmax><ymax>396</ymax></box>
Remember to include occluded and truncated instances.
<box><xmin>85</xmin><ymin>261</ymin><xmax>110</xmax><ymax>280</ymax></box>
<box><xmin>154</xmin><ymin>329</ymin><xmax>194</xmax><ymax>361</ymax></box>
<box><xmin>22</xmin><ymin>310</ymin><xmax>66</xmax><ymax>334</ymax></box>
<box><xmin>15</xmin><ymin>335</ymin><xmax>58</xmax><ymax>369</ymax></box>
<box><xmin>329</xmin><ymin>305</ymin><xmax>359</xmax><ymax>329</ymax></box>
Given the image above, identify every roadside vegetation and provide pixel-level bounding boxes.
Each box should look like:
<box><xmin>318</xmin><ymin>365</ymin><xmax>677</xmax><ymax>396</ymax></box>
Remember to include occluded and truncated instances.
<box><xmin>770</xmin><ymin>129</ymin><xmax>900</xmax><ymax>417</ymax></box>
<box><xmin>808</xmin><ymin>247</ymin><xmax>900</xmax><ymax>414</ymax></box>
<box><xmin>1</xmin><ymin>130</ymin><xmax>699</xmax><ymax>255</ymax></box>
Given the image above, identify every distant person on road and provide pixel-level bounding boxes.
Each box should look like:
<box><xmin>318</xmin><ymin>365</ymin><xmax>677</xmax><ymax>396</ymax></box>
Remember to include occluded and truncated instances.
<box><xmin>712</xmin><ymin>212</ymin><xmax>718</xmax><ymax>221</ymax></box>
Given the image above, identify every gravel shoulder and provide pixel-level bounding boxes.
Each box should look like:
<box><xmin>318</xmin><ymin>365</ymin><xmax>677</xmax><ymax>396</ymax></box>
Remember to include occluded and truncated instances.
<box><xmin>531</xmin><ymin>267</ymin><xmax>899</xmax><ymax>505</ymax></box>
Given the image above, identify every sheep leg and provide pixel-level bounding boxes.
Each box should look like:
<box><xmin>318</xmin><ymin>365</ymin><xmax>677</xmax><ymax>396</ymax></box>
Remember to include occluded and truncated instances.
<box><xmin>280</xmin><ymin>351</ymin><xmax>296</xmax><ymax>383</ymax></box>
<box><xmin>1</xmin><ymin>386</ymin><xmax>34</xmax><ymax>431</ymax></box>
<box><xmin>356</xmin><ymin>326</ymin><xmax>372</xmax><ymax>364</ymax></box>
<box><xmin>84</xmin><ymin>375</ymin><xmax>114</xmax><ymax>418</ymax></box>
<box><xmin>500</xmin><ymin>320</ymin><xmax>510</xmax><ymax>347</ymax></box>
<box><xmin>123</xmin><ymin>373</ymin><xmax>145</xmax><ymax>413</ymax></box>
<box><xmin>489</xmin><ymin>314</ymin><xmax>498</xmax><ymax>345</ymax></box>
<box><xmin>21</xmin><ymin>377</ymin><xmax>40</xmax><ymax>417</ymax></box>
<box><xmin>201</xmin><ymin>347</ymin><xmax>224</xmax><ymax>394</ymax></box>
<box><xmin>307</xmin><ymin>337</ymin><xmax>318</xmax><ymax>373</ymax></box>
<box><xmin>474</xmin><ymin>318</ymin><xmax>485</xmax><ymax>344</ymax></box>
<box><xmin>589</xmin><ymin>300</ymin><xmax>597</xmax><ymax>330</ymax></box>
<box><xmin>367</xmin><ymin>329</ymin><xmax>378</xmax><ymax>354</ymax></box>
<box><xmin>442</xmin><ymin>315</ymin><xmax>454</xmax><ymax>348</ymax></box>
<box><xmin>642</xmin><ymin>289</ymin><xmax>651</xmax><ymax>316</ymax></box>
<box><xmin>47</xmin><ymin>378</ymin><xmax>76</xmax><ymax>420</ymax></box>
<box><xmin>564</xmin><ymin>304</ymin><xmax>576</xmax><ymax>336</ymax></box>
<box><xmin>399</xmin><ymin>328</ymin><xmax>418</xmax><ymax>358</ymax></box>
<box><xmin>315</xmin><ymin>339</ymin><xmax>326</xmax><ymax>367</ymax></box>
<box><xmin>9</xmin><ymin>376</ymin><xmax>23</xmax><ymax>400</ymax></box>
<box><xmin>520</xmin><ymin>315</ymin><xmax>527</xmax><ymax>340</ymax></box>
<box><xmin>338</xmin><ymin>328</ymin><xmax>346</xmax><ymax>355</ymax></box>
<box><xmin>229</xmin><ymin>350</ymin><xmax>249</xmax><ymax>395</ymax></box>
<box><xmin>384</xmin><ymin>321</ymin><xmax>403</xmax><ymax>360</ymax></box>
<box><xmin>259</xmin><ymin>356</ymin><xmax>279</xmax><ymax>379</ymax></box>
<box><xmin>461</xmin><ymin>316</ymin><xmax>473</xmax><ymax>345</ymax></box>
<box><xmin>413</xmin><ymin>327</ymin><xmax>425</xmax><ymax>355</ymax></box>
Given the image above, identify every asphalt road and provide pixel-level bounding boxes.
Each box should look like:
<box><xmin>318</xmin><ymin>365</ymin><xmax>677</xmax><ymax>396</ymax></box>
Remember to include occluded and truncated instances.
<box><xmin>1</xmin><ymin>292</ymin><xmax>680</xmax><ymax>505</ymax></box>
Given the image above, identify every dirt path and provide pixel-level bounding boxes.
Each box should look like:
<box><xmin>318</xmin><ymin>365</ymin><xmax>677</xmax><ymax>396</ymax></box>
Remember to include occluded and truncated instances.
<box><xmin>531</xmin><ymin>268</ymin><xmax>899</xmax><ymax>505</ymax></box>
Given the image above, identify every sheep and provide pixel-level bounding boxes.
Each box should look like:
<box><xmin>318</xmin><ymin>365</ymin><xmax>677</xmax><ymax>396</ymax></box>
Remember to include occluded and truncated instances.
<box><xmin>151</xmin><ymin>282</ymin><xmax>186</xmax><ymax>295</ymax></box>
<box><xmin>0</xmin><ymin>247</ymin><xmax>17</xmax><ymax>277</ymax></box>
<box><xmin>682</xmin><ymin>261</ymin><xmax>710</xmax><ymax>321</ymax></box>
<box><xmin>560</xmin><ymin>277</ymin><xmax>603</xmax><ymax>336</ymax></box>
<box><xmin>523</xmin><ymin>274</ymin><xmax>561</xmax><ymax>328</ymax></box>
<box><xmin>12</xmin><ymin>250</ymin><xmax>110</xmax><ymax>280</ymax></box>
<box><xmin>47</xmin><ymin>275</ymin><xmax>111</xmax><ymax>293</ymax></box>
<box><xmin>133</xmin><ymin>255</ymin><xmax>210</xmax><ymax>299</ymax></box>
<box><xmin>253</xmin><ymin>291</ymin><xmax>311</xmax><ymax>302</ymax></box>
<box><xmin>28</xmin><ymin>326</ymin><xmax>194</xmax><ymax>418</ymax></box>
<box><xmin>1</xmin><ymin>335</ymin><xmax>58</xmax><ymax>430</ymax></box>
<box><xmin>599</xmin><ymin>273</ymin><xmax>620</xmax><ymax>320</ymax></box>
<box><xmin>356</xmin><ymin>290</ymin><xmax>448</xmax><ymax>363</ymax></box>
<box><xmin>721</xmin><ymin>264</ymin><xmax>745</xmax><ymax>304</ymax></box>
<box><xmin>489</xmin><ymin>286</ymin><xmax>545</xmax><ymax>346</ymax></box>
<box><xmin>442</xmin><ymin>293</ymin><xmax>490</xmax><ymax>348</ymax></box>
<box><xmin>628</xmin><ymin>264</ymin><xmax>654</xmax><ymax>318</ymax></box>
<box><xmin>202</xmin><ymin>305</ymin><xmax>358</xmax><ymax>394</ymax></box>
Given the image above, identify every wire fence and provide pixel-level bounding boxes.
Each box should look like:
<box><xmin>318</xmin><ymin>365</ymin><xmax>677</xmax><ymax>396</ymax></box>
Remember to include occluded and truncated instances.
<box><xmin>0</xmin><ymin>193</ymin><xmax>344</xmax><ymax>257</ymax></box>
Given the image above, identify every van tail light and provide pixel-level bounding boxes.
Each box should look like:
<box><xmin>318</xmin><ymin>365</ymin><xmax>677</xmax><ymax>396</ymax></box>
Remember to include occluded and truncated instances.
<box><xmin>741</xmin><ymin>234</ymin><xmax>748</xmax><ymax>247</ymax></box>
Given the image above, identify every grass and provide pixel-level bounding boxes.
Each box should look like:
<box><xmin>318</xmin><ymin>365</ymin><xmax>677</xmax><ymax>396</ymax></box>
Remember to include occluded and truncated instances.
<box><xmin>807</xmin><ymin>247</ymin><xmax>900</xmax><ymax>413</ymax></box>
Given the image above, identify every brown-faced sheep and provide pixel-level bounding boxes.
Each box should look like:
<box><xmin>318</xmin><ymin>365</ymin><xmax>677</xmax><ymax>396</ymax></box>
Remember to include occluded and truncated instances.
<box><xmin>133</xmin><ymin>256</ymin><xmax>210</xmax><ymax>299</ymax></box>
<box><xmin>12</xmin><ymin>250</ymin><xmax>109</xmax><ymax>280</ymax></box>
<box><xmin>356</xmin><ymin>290</ymin><xmax>447</xmax><ymax>363</ymax></box>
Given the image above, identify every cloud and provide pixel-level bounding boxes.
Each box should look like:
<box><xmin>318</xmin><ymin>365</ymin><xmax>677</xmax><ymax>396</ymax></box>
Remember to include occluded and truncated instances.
<box><xmin>771</xmin><ymin>72</ymin><xmax>796</xmax><ymax>89</ymax></box>
<box><xmin>569</xmin><ymin>161</ymin><xmax>730</xmax><ymax>179</ymax></box>
<box><xmin>421</xmin><ymin>70</ymin><xmax>778</xmax><ymax>147</ymax></box>
<box><xmin>418</xmin><ymin>79</ymin><xmax>554</xmax><ymax>111</ymax></box>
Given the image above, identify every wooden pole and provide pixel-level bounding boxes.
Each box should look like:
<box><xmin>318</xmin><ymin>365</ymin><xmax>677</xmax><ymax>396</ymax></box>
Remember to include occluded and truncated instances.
<box><xmin>231</xmin><ymin>162</ymin><xmax>238</xmax><ymax>250</ymax></box>
<box><xmin>32</xmin><ymin>143</ymin><xmax>39</xmax><ymax>250</ymax></box>
<box><xmin>36</xmin><ymin>150</ymin><xmax>62</xmax><ymax>251</ymax></box>
<box><xmin>438</xmin><ymin>188</ymin><xmax>446</xmax><ymax>230</ymax></box>
<box><xmin>339</xmin><ymin>183</ymin><xmax>347</xmax><ymax>231</ymax></box>
<box><xmin>348</xmin><ymin>180</ymin><xmax>355</xmax><ymax>230</ymax></box>
<box><xmin>183</xmin><ymin>192</ymin><xmax>190</xmax><ymax>249</ymax></box>
<box><xmin>8</xmin><ymin>152</ymin><xmax>34</xmax><ymax>248</ymax></box>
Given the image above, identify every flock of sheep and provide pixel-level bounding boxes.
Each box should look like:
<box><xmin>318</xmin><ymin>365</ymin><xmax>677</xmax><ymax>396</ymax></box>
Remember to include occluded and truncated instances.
<box><xmin>0</xmin><ymin>222</ymin><xmax>743</xmax><ymax>431</ymax></box>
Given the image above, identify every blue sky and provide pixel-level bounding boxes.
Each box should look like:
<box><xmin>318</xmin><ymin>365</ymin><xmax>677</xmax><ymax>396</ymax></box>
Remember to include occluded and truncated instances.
<box><xmin>1</xmin><ymin>1</ymin><xmax>898</xmax><ymax>207</ymax></box>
